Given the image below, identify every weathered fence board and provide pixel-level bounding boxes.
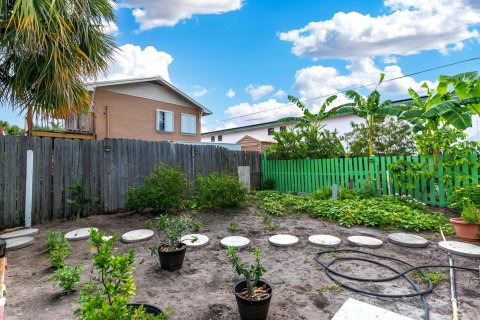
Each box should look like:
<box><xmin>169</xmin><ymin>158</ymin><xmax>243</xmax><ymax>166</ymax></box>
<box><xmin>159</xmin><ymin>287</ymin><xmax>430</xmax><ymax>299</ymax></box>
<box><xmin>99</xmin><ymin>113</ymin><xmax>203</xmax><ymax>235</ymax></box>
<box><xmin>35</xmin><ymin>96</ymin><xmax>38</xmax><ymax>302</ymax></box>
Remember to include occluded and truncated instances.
<box><xmin>0</xmin><ymin>136</ymin><xmax>262</xmax><ymax>229</ymax></box>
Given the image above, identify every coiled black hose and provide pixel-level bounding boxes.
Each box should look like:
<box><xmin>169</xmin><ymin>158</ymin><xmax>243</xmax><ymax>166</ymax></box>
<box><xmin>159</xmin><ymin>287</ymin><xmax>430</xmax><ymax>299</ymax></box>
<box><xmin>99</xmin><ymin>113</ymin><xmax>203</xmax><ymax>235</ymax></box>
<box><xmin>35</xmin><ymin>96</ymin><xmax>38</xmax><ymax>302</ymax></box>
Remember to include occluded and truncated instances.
<box><xmin>314</xmin><ymin>249</ymin><xmax>479</xmax><ymax>320</ymax></box>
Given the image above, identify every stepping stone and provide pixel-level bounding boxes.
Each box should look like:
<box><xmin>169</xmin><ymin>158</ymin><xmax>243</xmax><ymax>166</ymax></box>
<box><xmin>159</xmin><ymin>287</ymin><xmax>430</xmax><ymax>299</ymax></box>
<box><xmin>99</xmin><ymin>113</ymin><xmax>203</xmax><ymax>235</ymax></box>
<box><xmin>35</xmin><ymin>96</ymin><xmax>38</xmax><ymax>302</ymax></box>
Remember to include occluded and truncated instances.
<box><xmin>0</xmin><ymin>228</ymin><xmax>39</xmax><ymax>240</ymax></box>
<box><xmin>181</xmin><ymin>234</ymin><xmax>209</xmax><ymax>248</ymax></box>
<box><xmin>5</xmin><ymin>237</ymin><xmax>34</xmax><ymax>251</ymax></box>
<box><xmin>121</xmin><ymin>229</ymin><xmax>154</xmax><ymax>243</ymax></box>
<box><xmin>347</xmin><ymin>236</ymin><xmax>383</xmax><ymax>248</ymax></box>
<box><xmin>268</xmin><ymin>234</ymin><xmax>299</xmax><ymax>247</ymax></box>
<box><xmin>332</xmin><ymin>298</ymin><xmax>413</xmax><ymax>320</ymax></box>
<box><xmin>308</xmin><ymin>235</ymin><xmax>341</xmax><ymax>247</ymax></box>
<box><xmin>102</xmin><ymin>236</ymin><xmax>113</xmax><ymax>242</ymax></box>
<box><xmin>220</xmin><ymin>236</ymin><xmax>250</xmax><ymax>249</ymax></box>
<box><xmin>438</xmin><ymin>241</ymin><xmax>480</xmax><ymax>258</ymax></box>
<box><xmin>65</xmin><ymin>228</ymin><xmax>98</xmax><ymax>241</ymax></box>
<box><xmin>388</xmin><ymin>233</ymin><xmax>428</xmax><ymax>248</ymax></box>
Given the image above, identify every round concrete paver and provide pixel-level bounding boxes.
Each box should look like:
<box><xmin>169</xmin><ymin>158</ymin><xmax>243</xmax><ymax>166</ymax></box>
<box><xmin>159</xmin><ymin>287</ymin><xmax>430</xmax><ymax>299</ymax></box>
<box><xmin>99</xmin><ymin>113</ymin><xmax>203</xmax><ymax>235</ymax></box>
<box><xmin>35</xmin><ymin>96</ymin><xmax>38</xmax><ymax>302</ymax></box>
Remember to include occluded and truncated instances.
<box><xmin>6</xmin><ymin>236</ymin><xmax>34</xmax><ymax>251</ymax></box>
<box><xmin>181</xmin><ymin>234</ymin><xmax>209</xmax><ymax>248</ymax></box>
<box><xmin>388</xmin><ymin>233</ymin><xmax>428</xmax><ymax>248</ymax></box>
<box><xmin>269</xmin><ymin>234</ymin><xmax>299</xmax><ymax>247</ymax></box>
<box><xmin>0</xmin><ymin>228</ymin><xmax>39</xmax><ymax>240</ymax></box>
<box><xmin>65</xmin><ymin>228</ymin><xmax>98</xmax><ymax>241</ymax></box>
<box><xmin>121</xmin><ymin>229</ymin><xmax>154</xmax><ymax>243</ymax></box>
<box><xmin>102</xmin><ymin>236</ymin><xmax>113</xmax><ymax>242</ymax></box>
<box><xmin>220</xmin><ymin>236</ymin><xmax>250</xmax><ymax>249</ymax></box>
<box><xmin>308</xmin><ymin>235</ymin><xmax>341</xmax><ymax>247</ymax></box>
<box><xmin>348</xmin><ymin>236</ymin><xmax>383</xmax><ymax>248</ymax></box>
<box><xmin>439</xmin><ymin>241</ymin><xmax>480</xmax><ymax>258</ymax></box>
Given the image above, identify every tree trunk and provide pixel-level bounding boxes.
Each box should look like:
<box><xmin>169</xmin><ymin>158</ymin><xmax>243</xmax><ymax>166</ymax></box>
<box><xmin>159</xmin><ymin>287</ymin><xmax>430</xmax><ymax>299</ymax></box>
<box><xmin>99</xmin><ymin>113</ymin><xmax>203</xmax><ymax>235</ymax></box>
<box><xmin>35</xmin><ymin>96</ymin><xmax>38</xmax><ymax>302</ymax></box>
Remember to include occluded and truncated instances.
<box><xmin>26</xmin><ymin>106</ymin><xmax>33</xmax><ymax>137</ymax></box>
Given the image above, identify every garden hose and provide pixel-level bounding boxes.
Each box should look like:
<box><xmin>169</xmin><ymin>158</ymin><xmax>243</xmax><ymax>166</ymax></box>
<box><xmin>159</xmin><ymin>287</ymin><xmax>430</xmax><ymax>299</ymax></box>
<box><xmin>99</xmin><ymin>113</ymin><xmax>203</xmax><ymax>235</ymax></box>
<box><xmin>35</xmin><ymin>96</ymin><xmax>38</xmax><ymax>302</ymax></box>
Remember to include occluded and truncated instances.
<box><xmin>314</xmin><ymin>249</ymin><xmax>479</xmax><ymax>320</ymax></box>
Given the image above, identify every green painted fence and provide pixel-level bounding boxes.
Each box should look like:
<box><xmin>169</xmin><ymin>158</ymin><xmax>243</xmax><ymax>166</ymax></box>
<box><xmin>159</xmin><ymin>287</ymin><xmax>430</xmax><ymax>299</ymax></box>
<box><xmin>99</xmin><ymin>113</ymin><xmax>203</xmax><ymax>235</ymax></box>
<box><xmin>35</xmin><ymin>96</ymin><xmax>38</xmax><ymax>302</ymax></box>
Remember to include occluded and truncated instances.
<box><xmin>262</xmin><ymin>155</ymin><xmax>479</xmax><ymax>207</ymax></box>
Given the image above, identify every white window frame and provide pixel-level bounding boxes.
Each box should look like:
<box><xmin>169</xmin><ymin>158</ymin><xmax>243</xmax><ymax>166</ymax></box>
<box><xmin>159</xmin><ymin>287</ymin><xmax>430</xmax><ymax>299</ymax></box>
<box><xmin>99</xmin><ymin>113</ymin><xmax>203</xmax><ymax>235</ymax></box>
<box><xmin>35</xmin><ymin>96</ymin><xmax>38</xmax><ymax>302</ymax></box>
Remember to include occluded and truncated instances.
<box><xmin>181</xmin><ymin>113</ymin><xmax>197</xmax><ymax>135</ymax></box>
<box><xmin>156</xmin><ymin>109</ymin><xmax>174</xmax><ymax>133</ymax></box>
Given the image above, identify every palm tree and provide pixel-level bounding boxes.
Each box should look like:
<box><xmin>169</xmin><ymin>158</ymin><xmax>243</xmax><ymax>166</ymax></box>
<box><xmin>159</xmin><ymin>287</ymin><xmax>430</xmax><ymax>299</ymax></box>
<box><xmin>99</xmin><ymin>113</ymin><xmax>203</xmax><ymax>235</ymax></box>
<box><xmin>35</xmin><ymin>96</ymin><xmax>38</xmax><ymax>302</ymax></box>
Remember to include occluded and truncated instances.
<box><xmin>0</xmin><ymin>0</ymin><xmax>117</xmax><ymax>135</ymax></box>
<box><xmin>328</xmin><ymin>73</ymin><xmax>404</xmax><ymax>156</ymax></box>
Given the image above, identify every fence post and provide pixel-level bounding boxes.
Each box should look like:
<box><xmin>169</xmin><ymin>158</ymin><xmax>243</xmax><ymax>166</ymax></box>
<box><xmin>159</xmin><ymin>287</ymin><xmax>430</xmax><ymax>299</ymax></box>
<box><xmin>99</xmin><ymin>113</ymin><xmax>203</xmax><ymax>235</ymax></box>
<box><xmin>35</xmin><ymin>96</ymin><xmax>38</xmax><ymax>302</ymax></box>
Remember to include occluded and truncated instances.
<box><xmin>25</xmin><ymin>150</ymin><xmax>33</xmax><ymax>228</ymax></box>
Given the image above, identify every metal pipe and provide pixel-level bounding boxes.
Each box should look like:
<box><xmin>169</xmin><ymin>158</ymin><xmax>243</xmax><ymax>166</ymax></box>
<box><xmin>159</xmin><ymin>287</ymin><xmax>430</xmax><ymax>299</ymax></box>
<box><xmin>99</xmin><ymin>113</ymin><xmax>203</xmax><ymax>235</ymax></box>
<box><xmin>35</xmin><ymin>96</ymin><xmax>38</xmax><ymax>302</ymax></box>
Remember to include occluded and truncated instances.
<box><xmin>441</xmin><ymin>228</ymin><xmax>458</xmax><ymax>320</ymax></box>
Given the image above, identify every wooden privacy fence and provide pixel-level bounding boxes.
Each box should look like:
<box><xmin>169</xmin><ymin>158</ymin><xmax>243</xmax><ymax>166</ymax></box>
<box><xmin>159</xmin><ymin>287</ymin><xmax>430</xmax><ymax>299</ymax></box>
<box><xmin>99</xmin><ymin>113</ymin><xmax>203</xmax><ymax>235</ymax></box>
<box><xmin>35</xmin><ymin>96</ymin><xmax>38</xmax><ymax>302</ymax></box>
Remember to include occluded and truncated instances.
<box><xmin>0</xmin><ymin>136</ymin><xmax>262</xmax><ymax>229</ymax></box>
<box><xmin>262</xmin><ymin>154</ymin><xmax>480</xmax><ymax>207</ymax></box>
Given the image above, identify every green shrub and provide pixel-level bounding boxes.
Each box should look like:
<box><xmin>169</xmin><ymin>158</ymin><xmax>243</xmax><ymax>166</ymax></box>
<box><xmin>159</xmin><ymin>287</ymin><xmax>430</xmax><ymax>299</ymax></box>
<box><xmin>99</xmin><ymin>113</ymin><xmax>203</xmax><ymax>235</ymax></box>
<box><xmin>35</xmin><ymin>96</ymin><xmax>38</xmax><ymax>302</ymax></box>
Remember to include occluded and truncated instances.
<box><xmin>46</xmin><ymin>231</ymin><xmax>72</xmax><ymax>269</ymax></box>
<box><xmin>461</xmin><ymin>201</ymin><xmax>479</xmax><ymax>223</ymax></box>
<box><xmin>194</xmin><ymin>172</ymin><xmax>248</xmax><ymax>210</ymax></box>
<box><xmin>50</xmin><ymin>265</ymin><xmax>84</xmax><ymax>295</ymax></box>
<box><xmin>357</xmin><ymin>179</ymin><xmax>378</xmax><ymax>198</ymax></box>
<box><xmin>448</xmin><ymin>185</ymin><xmax>480</xmax><ymax>209</ymax></box>
<box><xmin>125</xmin><ymin>164</ymin><xmax>188</xmax><ymax>214</ymax></box>
<box><xmin>262</xmin><ymin>178</ymin><xmax>275</xmax><ymax>190</ymax></box>
<box><xmin>67</xmin><ymin>179</ymin><xmax>99</xmax><ymax>219</ymax></box>
<box><xmin>313</xmin><ymin>187</ymin><xmax>358</xmax><ymax>200</ymax></box>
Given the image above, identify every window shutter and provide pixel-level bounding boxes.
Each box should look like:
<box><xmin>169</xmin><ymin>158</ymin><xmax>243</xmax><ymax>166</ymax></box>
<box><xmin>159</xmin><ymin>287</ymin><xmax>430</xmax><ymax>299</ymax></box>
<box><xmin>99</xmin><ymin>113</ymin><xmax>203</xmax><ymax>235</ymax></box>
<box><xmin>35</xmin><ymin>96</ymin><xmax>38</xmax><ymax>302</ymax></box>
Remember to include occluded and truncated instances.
<box><xmin>165</xmin><ymin>112</ymin><xmax>174</xmax><ymax>132</ymax></box>
<box><xmin>156</xmin><ymin>110</ymin><xmax>160</xmax><ymax>131</ymax></box>
<box><xmin>189</xmin><ymin>115</ymin><xmax>196</xmax><ymax>134</ymax></box>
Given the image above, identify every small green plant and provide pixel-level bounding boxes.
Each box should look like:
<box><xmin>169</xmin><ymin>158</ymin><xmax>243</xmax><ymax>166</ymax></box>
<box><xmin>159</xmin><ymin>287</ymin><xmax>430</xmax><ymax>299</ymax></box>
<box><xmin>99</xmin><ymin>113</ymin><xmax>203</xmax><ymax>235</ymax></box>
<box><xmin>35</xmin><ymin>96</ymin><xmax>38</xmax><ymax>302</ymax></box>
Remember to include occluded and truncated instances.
<box><xmin>154</xmin><ymin>215</ymin><xmax>198</xmax><ymax>250</ymax></box>
<box><xmin>229</xmin><ymin>220</ymin><xmax>239</xmax><ymax>231</ymax></box>
<box><xmin>261</xmin><ymin>214</ymin><xmax>276</xmax><ymax>231</ymax></box>
<box><xmin>461</xmin><ymin>201</ymin><xmax>479</xmax><ymax>223</ymax></box>
<box><xmin>67</xmin><ymin>180</ymin><xmax>99</xmax><ymax>219</ymax></box>
<box><xmin>262</xmin><ymin>178</ymin><xmax>275</xmax><ymax>190</ymax></box>
<box><xmin>50</xmin><ymin>265</ymin><xmax>84</xmax><ymax>295</ymax></box>
<box><xmin>46</xmin><ymin>231</ymin><xmax>72</xmax><ymax>269</ymax></box>
<box><xmin>145</xmin><ymin>219</ymin><xmax>153</xmax><ymax>230</ymax></box>
<box><xmin>194</xmin><ymin>172</ymin><xmax>248</xmax><ymax>210</ymax></box>
<box><xmin>413</xmin><ymin>270</ymin><xmax>447</xmax><ymax>286</ymax></box>
<box><xmin>227</xmin><ymin>247</ymin><xmax>267</xmax><ymax>300</ymax></box>
<box><xmin>313</xmin><ymin>187</ymin><xmax>359</xmax><ymax>200</ymax></box>
<box><xmin>316</xmin><ymin>284</ymin><xmax>343</xmax><ymax>294</ymax></box>
<box><xmin>75</xmin><ymin>229</ymin><xmax>171</xmax><ymax>319</ymax></box>
<box><xmin>125</xmin><ymin>164</ymin><xmax>188</xmax><ymax>214</ymax></box>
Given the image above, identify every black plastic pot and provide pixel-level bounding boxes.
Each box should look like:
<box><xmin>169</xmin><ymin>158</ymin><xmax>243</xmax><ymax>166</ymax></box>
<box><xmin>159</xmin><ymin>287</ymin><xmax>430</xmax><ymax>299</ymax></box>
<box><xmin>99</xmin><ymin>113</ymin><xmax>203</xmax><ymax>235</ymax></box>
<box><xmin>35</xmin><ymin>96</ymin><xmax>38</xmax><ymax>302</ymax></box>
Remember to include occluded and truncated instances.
<box><xmin>127</xmin><ymin>303</ymin><xmax>163</xmax><ymax>315</ymax></box>
<box><xmin>158</xmin><ymin>243</ymin><xmax>187</xmax><ymax>271</ymax></box>
<box><xmin>234</xmin><ymin>280</ymin><xmax>272</xmax><ymax>320</ymax></box>
<box><xmin>0</xmin><ymin>239</ymin><xmax>6</xmax><ymax>258</ymax></box>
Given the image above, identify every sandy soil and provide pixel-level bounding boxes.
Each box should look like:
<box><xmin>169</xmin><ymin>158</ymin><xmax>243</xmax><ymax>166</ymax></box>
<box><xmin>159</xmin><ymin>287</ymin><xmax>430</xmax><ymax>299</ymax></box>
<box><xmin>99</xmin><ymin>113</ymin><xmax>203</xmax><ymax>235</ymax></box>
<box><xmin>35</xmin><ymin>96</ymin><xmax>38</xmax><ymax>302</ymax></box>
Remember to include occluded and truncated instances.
<box><xmin>4</xmin><ymin>206</ymin><xmax>480</xmax><ymax>320</ymax></box>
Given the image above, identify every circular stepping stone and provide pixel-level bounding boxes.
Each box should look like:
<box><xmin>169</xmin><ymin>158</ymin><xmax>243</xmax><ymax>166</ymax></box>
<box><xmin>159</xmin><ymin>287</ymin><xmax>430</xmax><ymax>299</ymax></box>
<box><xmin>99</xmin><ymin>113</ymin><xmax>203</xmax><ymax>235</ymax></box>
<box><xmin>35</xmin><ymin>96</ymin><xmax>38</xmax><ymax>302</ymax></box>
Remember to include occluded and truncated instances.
<box><xmin>101</xmin><ymin>236</ymin><xmax>113</xmax><ymax>242</ymax></box>
<box><xmin>220</xmin><ymin>236</ymin><xmax>250</xmax><ymax>249</ymax></box>
<box><xmin>5</xmin><ymin>237</ymin><xmax>34</xmax><ymax>251</ymax></box>
<box><xmin>121</xmin><ymin>229</ymin><xmax>154</xmax><ymax>243</ymax></box>
<box><xmin>181</xmin><ymin>234</ymin><xmax>209</xmax><ymax>248</ymax></box>
<box><xmin>268</xmin><ymin>234</ymin><xmax>299</xmax><ymax>247</ymax></box>
<box><xmin>388</xmin><ymin>233</ymin><xmax>428</xmax><ymax>248</ymax></box>
<box><xmin>439</xmin><ymin>241</ymin><xmax>480</xmax><ymax>258</ymax></box>
<box><xmin>347</xmin><ymin>236</ymin><xmax>383</xmax><ymax>248</ymax></box>
<box><xmin>65</xmin><ymin>228</ymin><xmax>98</xmax><ymax>241</ymax></box>
<box><xmin>308</xmin><ymin>235</ymin><xmax>341</xmax><ymax>247</ymax></box>
<box><xmin>0</xmin><ymin>228</ymin><xmax>39</xmax><ymax>240</ymax></box>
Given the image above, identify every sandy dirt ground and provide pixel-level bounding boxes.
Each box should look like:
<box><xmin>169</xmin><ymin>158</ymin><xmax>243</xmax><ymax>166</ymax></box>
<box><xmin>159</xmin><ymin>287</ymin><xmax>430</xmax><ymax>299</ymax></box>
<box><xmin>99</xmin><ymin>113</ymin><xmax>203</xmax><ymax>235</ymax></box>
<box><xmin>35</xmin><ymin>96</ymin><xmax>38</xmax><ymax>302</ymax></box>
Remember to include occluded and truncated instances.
<box><xmin>3</xmin><ymin>206</ymin><xmax>480</xmax><ymax>320</ymax></box>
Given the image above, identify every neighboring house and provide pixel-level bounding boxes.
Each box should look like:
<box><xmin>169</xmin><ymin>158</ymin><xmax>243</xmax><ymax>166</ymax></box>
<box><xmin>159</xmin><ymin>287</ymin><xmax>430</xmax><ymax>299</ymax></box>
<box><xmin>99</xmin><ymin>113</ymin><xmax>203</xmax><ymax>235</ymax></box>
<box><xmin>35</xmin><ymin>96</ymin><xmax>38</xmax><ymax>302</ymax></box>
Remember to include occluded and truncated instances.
<box><xmin>30</xmin><ymin>77</ymin><xmax>212</xmax><ymax>142</ymax></box>
<box><xmin>236</xmin><ymin>135</ymin><xmax>274</xmax><ymax>152</ymax></box>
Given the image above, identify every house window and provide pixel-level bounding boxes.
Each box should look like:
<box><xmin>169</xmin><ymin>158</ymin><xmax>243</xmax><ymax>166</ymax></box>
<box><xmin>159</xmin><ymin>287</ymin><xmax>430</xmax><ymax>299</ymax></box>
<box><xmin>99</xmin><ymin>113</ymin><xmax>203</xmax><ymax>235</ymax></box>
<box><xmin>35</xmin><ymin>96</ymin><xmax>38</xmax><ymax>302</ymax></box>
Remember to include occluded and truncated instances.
<box><xmin>211</xmin><ymin>136</ymin><xmax>215</xmax><ymax>142</ymax></box>
<box><xmin>181</xmin><ymin>114</ymin><xmax>197</xmax><ymax>134</ymax></box>
<box><xmin>156</xmin><ymin>110</ymin><xmax>174</xmax><ymax>132</ymax></box>
<box><xmin>280</xmin><ymin>126</ymin><xmax>286</xmax><ymax>131</ymax></box>
<box><xmin>218</xmin><ymin>135</ymin><xmax>222</xmax><ymax>141</ymax></box>
<box><xmin>267</xmin><ymin>128</ymin><xmax>275</xmax><ymax>135</ymax></box>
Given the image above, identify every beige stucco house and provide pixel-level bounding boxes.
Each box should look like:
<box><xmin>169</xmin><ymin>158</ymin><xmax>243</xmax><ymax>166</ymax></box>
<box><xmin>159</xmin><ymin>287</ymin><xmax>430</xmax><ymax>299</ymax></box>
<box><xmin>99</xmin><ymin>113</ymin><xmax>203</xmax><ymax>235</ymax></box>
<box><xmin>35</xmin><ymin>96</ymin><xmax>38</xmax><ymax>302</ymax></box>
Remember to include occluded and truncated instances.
<box><xmin>31</xmin><ymin>77</ymin><xmax>212</xmax><ymax>142</ymax></box>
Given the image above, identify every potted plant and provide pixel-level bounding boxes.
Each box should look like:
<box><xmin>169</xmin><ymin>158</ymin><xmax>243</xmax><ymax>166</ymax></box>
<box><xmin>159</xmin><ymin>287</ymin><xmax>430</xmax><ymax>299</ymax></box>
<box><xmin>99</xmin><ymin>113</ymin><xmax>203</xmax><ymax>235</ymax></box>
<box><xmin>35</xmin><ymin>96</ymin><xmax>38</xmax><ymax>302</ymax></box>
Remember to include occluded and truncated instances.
<box><xmin>227</xmin><ymin>247</ymin><xmax>272</xmax><ymax>320</ymax></box>
<box><xmin>151</xmin><ymin>215</ymin><xmax>199</xmax><ymax>271</ymax></box>
<box><xmin>450</xmin><ymin>201</ymin><xmax>480</xmax><ymax>242</ymax></box>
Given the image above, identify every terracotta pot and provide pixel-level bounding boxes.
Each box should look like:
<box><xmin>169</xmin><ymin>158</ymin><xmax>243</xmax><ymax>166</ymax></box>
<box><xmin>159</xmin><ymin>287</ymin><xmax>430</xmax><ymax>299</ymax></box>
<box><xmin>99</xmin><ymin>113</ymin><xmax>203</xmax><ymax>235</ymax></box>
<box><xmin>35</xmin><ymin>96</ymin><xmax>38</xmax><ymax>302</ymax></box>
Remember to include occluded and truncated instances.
<box><xmin>450</xmin><ymin>218</ymin><xmax>480</xmax><ymax>242</ymax></box>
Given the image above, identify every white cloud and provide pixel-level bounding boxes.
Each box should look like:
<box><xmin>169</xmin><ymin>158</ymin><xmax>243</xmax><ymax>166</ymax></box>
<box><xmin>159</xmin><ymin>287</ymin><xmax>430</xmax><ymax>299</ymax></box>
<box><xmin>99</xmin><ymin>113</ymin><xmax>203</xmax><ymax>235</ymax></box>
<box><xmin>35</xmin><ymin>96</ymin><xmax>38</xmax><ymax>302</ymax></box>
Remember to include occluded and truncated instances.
<box><xmin>102</xmin><ymin>44</ymin><xmax>173</xmax><ymax>82</ymax></box>
<box><xmin>279</xmin><ymin>0</ymin><xmax>480</xmax><ymax>60</ymax></box>
<box><xmin>102</xmin><ymin>20</ymin><xmax>119</xmax><ymax>35</ymax></box>
<box><xmin>245</xmin><ymin>84</ymin><xmax>275</xmax><ymax>100</ymax></box>
<box><xmin>120</xmin><ymin>0</ymin><xmax>243</xmax><ymax>30</ymax></box>
<box><xmin>191</xmin><ymin>85</ymin><xmax>207</xmax><ymax>97</ymax></box>
<box><xmin>226</xmin><ymin>88</ymin><xmax>236</xmax><ymax>98</ymax></box>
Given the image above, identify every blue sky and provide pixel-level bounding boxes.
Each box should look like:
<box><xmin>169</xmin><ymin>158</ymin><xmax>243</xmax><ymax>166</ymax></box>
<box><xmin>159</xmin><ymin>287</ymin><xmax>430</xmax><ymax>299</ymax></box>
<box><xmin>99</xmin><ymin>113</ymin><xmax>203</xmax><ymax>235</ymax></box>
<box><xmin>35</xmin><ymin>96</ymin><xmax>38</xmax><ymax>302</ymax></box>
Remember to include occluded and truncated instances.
<box><xmin>1</xmin><ymin>0</ymin><xmax>480</xmax><ymax>131</ymax></box>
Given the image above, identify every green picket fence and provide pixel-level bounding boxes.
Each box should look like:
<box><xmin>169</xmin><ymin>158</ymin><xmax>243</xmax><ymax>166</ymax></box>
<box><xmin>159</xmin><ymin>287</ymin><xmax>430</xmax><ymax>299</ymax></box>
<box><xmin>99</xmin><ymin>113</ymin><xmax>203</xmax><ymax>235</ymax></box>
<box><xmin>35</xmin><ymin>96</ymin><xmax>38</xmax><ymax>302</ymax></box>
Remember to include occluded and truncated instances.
<box><xmin>262</xmin><ymin>154</ymin><xmax>479</xmax><ymax>207</ymax></box>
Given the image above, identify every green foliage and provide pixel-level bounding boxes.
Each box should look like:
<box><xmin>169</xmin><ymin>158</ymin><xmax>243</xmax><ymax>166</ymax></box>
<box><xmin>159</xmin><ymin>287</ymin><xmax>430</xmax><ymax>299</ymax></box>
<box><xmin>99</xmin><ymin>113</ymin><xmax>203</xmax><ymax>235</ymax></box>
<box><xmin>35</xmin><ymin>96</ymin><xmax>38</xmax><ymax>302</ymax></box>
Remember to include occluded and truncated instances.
<box><xmin>125</xmin><ymin>164</ymin><xmax>188</xmax><ymax>214</ymax></box>
<box><xmin>75</xmin><ymin>230</ymin><xmax>170</xmax><ymax>320</ymax></box>
<box><xmin>341</xmin><ymin>118</ymin><xmax>416</xmax><ymax>157</ymax></box>
<box><xmin>413</xmin><ymin>270</ymin><xmax>447</xmax><ymax>287</ymax></box>
<box><xmin>261</xmin><ymin>213</ymin><xmax>277</xmax><ymax>231</ymax></box>
<box><xmin>460</xmin><ymin>201</ymin><xmax>479</xmax><ymax>223</ymax></box>
<box><xmin>256</xmin><ymin>191</ymin><xmax>449</xmax><ymax>232</ymax></box>
<box><xmin>262</xmin><ymin>178</ymin><xmax>275</xmax><ymax>190</ymax></box>
<box><xmin>67</xmin><ymin>180</ymin><xmax>99</xmax><ymax>219</ymax></box>
<box><xmin>50</xmin><ymin>265</ymin><xmax>84</xmax><ymax>295</ymax></box>
<box><xmin>155</xmin><ymin>215</ymin><xmax>199</xmax><ymax>249</ymax></box>
<box><xmin>46</xmin><ymin>231</ymin><xmax>72</xmax><ymax>269</ymax></box>
<box><xmin>227</xmin><ymin>247</ymin><xmax>266</xmax><ymax>298</ymax></box>
<box><xmin>449</xmin><ymin>185</ymin><xmax>480</xmax><ymax>209</ymax></box>
<box><xmin>0</xmin><ymin>120</ymin><xmax>25</xmax><ymax>136</ymax></box>
<box><xmin>357</xmin><ymin>179</ymin><xmax>379</xmax><ymax>198</ymax></box>
<box><xmin>313</xmin><ymin>187</ymin><xmax>359</xmax><ymax>200</ymax></box>
<box><xmin>229</xmin><ymin>220</ymin><xmax>239</xmax><ymax>231</ymax></box>
<box><xmin>194</xmin><ymin>172</ymin><xmax>248</xmax><ymax>210</ymax></box>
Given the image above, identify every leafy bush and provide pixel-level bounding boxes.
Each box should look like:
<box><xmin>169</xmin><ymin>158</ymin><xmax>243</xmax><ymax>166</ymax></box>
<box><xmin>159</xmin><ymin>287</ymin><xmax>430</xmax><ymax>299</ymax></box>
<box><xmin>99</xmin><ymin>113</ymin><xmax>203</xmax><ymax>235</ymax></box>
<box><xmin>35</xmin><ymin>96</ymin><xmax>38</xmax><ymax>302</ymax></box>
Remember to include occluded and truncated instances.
<box><xmin>313</xmin><ymin>187</ymin><xmax>359</xmax><ymax>200</ymax></box>
<box><xmin>154</xmin><ymin>215</ymin><xmax>199</xmax><ymax>250</ymax></box>
<box><xmin>461</xmin><ymin>201</ymin><xmax>479</xmax><ymax>223</ymax></box>
<box><xmin>357</xmin><ymin>179</ymin><xmax>379</xmax><ymax>198</ymax></box>
<box><xmin>262</xmin><ymin>178</ymin><xmax>275</xmax><ymax>190</ymax></box>
<box><xmin>50</xmin><ymin>265</ymin><xmax>84</xmax><ymax>295</ymax></box>
<box><xmin>67</xmin><ymin>179</ymin><xmax>99</xmax><ymax>219</ymax></box>
<box><xmin>125</xmin><ymin>164</ymin><xmax>188</xmax><ymax>214</ymax></box>
<box><xmin>46</xmin><ymin>231</ymin><xmax>72</xmax><ymax>269</ymax></box>
<box><xmin>448</xmin><ymin>185</ymin><xmax>480</xmax><ymax>209</ymax></box>
<box><xmin>194</xmin><ymin>172</ymin><xmax>248</xmax><ymax>210</ymax></box>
